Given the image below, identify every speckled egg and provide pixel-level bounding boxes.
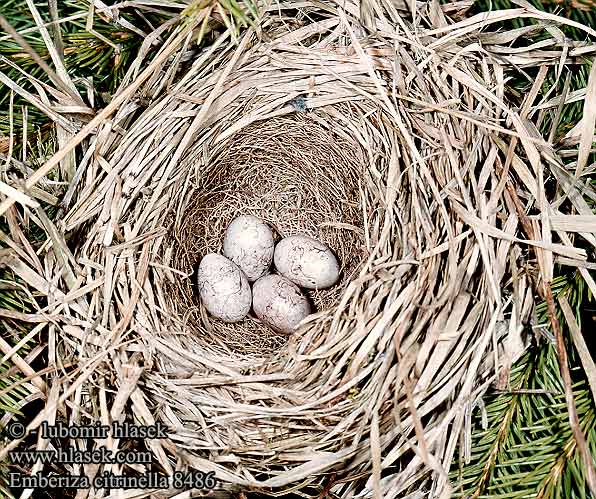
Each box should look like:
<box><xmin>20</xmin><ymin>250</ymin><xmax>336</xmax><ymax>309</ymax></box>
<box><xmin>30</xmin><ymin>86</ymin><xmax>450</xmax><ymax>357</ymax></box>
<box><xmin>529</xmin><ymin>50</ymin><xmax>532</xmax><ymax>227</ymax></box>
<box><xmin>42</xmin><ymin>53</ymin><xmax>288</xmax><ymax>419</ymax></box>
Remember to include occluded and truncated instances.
<box><xmin>274</xmin><ymin>235</ymin><xmax>340</xmax><ymax>289</ymax></box>
<box><xmin>197</xmin><ymin>253</ymin><xmax>251</xmax><ymax>322</ymax></box>
<box><xmin>252</xmin><ymin>274</ymin><xmax>311</xmax><ymax>334</ymax></box>
<box><xmin>223</xmin><ymin>215</ymin><xmax>274</xmax><ymax>282</ymax></box>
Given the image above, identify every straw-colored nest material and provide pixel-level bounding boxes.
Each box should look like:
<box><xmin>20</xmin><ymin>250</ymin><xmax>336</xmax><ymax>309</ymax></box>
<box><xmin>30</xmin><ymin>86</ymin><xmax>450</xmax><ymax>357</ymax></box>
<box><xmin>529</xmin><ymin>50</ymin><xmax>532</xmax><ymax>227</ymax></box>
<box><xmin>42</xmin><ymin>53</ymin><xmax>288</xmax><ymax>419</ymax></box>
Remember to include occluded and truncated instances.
<box><xmin>167</xmin><ymin>113</ymin><xmax>366</xmax><ymax>356</ymax></box>
<box><xmin>7</xmin><ymin>1</ymin><xmax>594</xmax><ymax>498</ymax></box>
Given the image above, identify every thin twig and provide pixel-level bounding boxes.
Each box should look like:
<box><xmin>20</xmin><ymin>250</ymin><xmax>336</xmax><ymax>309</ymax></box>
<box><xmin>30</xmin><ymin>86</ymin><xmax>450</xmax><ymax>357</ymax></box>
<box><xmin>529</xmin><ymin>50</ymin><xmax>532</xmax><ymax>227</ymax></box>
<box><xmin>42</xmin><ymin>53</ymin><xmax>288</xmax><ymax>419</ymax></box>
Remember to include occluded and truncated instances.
<box><xmin>499</xmin><ymin>156</ymin><xmax>596</xmax><ymax>497</ymax></box>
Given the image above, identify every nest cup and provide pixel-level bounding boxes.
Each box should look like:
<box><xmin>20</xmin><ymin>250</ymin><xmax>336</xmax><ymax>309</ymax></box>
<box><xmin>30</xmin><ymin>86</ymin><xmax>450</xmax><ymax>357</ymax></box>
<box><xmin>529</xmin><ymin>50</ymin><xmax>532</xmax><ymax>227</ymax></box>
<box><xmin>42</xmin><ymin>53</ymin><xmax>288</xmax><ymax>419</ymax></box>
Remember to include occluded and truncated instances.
<box><xmin>169</xmin><ymin>113</ymin><xmax>367</xmax><ymax>355</ymax></box>
<box><xmin>46</xmin><ymin>1</ymin><xmax>566</xmax><ymax>496</ymax></box>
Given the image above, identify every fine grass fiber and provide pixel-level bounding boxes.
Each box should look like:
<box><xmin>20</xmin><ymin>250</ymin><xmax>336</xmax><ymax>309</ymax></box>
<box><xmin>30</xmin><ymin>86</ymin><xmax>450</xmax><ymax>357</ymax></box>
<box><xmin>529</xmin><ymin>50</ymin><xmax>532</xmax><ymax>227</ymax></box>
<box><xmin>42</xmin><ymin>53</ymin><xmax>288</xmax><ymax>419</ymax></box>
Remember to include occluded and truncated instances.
<box><xmin>1</xmin><ymin>0</ymin><xmax>596</xmax><ymax>498</ymax></box>
<box><xmin>168</xmin><ymin>112</ymin><xmax>366</xmax><ymax>356</ymax></box>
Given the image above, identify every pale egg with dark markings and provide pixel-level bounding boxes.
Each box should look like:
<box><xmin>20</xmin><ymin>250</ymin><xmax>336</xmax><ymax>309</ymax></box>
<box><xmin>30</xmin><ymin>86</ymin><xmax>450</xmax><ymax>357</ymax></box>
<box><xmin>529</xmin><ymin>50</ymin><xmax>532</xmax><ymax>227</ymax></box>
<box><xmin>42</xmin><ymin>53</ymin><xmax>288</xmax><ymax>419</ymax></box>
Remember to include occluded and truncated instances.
<box><xmin>274</xmin><ymin>235</ymin><xmax>340</xmax><ymax>289</ymax></box>
<box><xmin>197</xmin><ymin>253</ymin><xmax>251</xmax><ymax>322</ymax></box>
<box><xmin>252</xmin><ymin>274</ymin><xmax>311</xmax><ymax>334</ymax></box>
<box><xmin>223</xmin><ymin>215</ymin><xmax>274</xmax><ymax>282</ymax></box>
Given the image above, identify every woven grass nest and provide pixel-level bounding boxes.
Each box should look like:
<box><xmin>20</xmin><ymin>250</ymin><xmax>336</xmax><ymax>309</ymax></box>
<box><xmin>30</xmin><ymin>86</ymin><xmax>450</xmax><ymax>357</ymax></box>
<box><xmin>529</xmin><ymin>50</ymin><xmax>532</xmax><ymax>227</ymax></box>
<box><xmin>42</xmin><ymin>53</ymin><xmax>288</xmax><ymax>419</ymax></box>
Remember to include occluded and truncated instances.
<box><xmin>10</xmin><ymin>1</ymin><xmax>595</xmax><ymax>497</ymax></box>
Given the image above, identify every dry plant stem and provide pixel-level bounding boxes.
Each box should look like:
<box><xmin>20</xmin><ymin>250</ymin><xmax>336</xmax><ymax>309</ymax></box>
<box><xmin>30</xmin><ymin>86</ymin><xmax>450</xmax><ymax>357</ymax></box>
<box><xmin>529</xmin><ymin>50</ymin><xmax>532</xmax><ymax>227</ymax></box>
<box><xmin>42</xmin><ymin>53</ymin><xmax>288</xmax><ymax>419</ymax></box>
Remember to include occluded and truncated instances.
<box><xmin>575</xmin><ymin>58</ymin><xmax>596</xmax><ymax>179</ymax></box>
<box><xmin>0</xmin><ymin>14</ymin><xmax>84</xmax><ymax>108</ymax></box>
<box><xmin>0</xmin><ymin>334</ymin><xmax>46</xmax><ymax>393</ymax></box>
<box><xmin>501</xmin><ymin>163</ymin><xmax>596</xmax><ymax>497</ymax></box>
<box><xmin>0</xmin><ymin>12</ymin><xmax>206</xmax><ymax>217</ymax></box>
<box><xmin>0</xmin><ymin>352</ymin><xmax>110</xmax><ymax>461</ymax></box>
<box><xmin>559</xmin><ymin>296</ymin><xmax>596</xmax><ymax>402</ymax></box>
<box><xmin>546</xmin><ymin>286</ymin><xmax>596</xmax><ymax>496</ymax></box>
<box><xmin>0</xmin><ymin>363</ymin><xmax>75</xmax><ymax>399</ymax></box>
<box><xmin>48</xmin><ymin>0</ymin><xmax>66</xmax><ymax>62</ymax></box>
<box><xmin>317</xmin><ymin>473</ymin><xmax>337</xmax><ymax>499</ymax></box>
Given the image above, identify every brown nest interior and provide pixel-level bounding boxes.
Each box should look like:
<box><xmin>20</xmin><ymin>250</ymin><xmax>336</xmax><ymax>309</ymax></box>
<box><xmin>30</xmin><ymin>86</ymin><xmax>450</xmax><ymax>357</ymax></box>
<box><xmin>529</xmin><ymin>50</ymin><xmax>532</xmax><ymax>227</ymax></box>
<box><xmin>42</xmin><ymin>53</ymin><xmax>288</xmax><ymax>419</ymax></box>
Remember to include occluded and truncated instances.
<box><xmin>165</xmin><ymin>112</ymin><xmax>368</xmax><ymax>357</ymax></box>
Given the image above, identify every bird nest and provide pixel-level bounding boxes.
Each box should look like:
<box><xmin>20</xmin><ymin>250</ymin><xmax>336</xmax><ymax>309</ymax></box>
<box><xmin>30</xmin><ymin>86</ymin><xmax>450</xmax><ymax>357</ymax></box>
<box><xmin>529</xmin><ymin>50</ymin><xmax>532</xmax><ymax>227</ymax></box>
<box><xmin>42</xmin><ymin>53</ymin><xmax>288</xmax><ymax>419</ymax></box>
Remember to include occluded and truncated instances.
<box><xmin>4</xmin><ymin>1</ymin><xmax>593</xmax><ymax>498</ymax></box>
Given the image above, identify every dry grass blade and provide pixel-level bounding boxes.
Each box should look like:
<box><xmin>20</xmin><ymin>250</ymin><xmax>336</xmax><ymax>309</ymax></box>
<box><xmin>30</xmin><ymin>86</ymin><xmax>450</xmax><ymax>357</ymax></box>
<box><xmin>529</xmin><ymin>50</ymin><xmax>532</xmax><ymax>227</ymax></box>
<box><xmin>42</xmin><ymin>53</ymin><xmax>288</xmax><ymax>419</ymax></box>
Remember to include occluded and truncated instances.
<box><xmin>0</xmin><ymin>11</ymin><xmax>207</xmax><ymax>217</ymax></box>
<box><xmin>0</xmin><ymin>14</ymin><xmax>85</xmax><ymax>108</ymax></box>
<box><xmin>559</xmin><ymin>296</ymin><xmax>596</xmax><ymax>414</ymax></box>
<box><xmin>576</xmin><ymin>58</ymin><xmax>596</xmax><ymax>178</ymax></box>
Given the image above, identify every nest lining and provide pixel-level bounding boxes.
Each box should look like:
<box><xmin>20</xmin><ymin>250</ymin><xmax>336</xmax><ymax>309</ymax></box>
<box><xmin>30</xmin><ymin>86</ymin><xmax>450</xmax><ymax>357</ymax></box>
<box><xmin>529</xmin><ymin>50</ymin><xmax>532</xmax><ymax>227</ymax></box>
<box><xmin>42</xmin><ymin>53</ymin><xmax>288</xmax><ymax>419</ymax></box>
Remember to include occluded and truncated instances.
<box><xmin>167</xmin><ymin>113</ymin><xmax>367</xmax><ymax>357</ymax></box>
